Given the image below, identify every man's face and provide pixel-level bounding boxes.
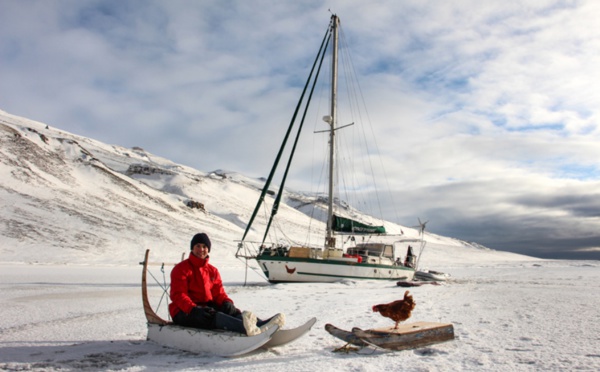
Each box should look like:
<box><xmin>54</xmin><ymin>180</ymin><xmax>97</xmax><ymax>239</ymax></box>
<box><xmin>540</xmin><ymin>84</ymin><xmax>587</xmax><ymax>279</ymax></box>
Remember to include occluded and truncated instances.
<box><xmin>192</xmin><ymin>243</ymin><xmax>209</xmax><ymax>259</ymax></box>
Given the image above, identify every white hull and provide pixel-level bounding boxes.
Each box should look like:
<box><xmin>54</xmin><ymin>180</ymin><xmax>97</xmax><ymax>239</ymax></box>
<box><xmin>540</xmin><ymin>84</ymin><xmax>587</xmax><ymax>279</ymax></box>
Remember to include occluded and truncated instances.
<box><xmin>257</xmin><ymin>257</ymin><xmax>415</xmax><ymax>283</ymax></box>
<box><xmin>147</xmin><ymin>323</ymin><xmax>278</xmax><ymax>357</ymax></box>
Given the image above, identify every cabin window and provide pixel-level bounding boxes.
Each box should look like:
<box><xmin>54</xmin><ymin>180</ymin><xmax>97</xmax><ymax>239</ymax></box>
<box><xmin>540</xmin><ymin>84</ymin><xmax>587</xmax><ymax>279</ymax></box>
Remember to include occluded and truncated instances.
<box><xmin>383</xmin><ymin>245</ymin><xmax>394</xmax><ymax>259</ymax></box>
<box><xmin>351</xmin><ymin>243</ymin><xmax>394</xmax><ymax>259</ymax></box>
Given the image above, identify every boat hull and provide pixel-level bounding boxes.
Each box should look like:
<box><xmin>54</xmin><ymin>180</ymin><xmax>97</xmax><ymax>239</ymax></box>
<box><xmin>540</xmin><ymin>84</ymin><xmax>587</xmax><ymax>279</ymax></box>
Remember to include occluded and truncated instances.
<box><xmin>415</xmin><ymin>270</ymin><xmax>449</xmax><ymax>282</ymax></box>
<box><xmin>257</xmin><ymin>256</ymin><xmax>415</xmax><ymax>283</ymax></box>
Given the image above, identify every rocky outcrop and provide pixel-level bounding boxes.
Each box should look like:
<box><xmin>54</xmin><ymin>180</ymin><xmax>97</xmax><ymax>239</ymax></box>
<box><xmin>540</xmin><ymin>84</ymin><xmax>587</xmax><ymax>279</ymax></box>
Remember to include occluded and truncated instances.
<box><xmin>186</xmin><ymin>200</ymin><xmax>205</xmax><ymax>211</ymax></box>
<box><xmin>126</xmin><ymin>164</ymin><xmax>175</xmax><ymax>176</ymax></box>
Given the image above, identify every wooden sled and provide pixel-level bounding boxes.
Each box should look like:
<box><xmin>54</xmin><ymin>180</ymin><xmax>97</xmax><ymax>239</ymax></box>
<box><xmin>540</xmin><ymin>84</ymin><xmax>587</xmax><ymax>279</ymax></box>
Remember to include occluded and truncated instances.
<box><xmin>326</xmin><ymin>321</ymin><xmax>454</xmax><ymax>351</ymax></box>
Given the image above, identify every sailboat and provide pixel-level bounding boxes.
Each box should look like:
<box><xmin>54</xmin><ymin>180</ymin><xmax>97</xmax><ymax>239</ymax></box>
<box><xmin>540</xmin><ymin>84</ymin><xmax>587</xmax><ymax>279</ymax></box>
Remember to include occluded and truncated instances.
<box><xmin>236</xmin><ymin>15</ymin><xmax>424</xmax><ymax>283</ymax></box>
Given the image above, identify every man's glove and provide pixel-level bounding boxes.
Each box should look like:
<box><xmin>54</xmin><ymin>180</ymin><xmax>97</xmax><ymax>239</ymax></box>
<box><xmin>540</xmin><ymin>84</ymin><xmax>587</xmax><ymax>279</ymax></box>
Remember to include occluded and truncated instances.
<box><xmin>191</xmin><ymin>306</ymin><xmax>216</xmax><ymax>321</ymax></box>
<box><xmin>220</xmin><ymin>301</ymin><xmax>242</xmax><ymax>317</ymax></box>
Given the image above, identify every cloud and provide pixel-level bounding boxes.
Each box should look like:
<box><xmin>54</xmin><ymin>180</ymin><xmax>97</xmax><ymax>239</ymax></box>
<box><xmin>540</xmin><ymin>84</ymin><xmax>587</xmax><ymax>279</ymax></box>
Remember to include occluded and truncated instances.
<box><xmin>574</xmin><ymin>247</ymin><xmax>600</xmax><ymax>253</ymax></box>
<box><xmin>1</xmin><ymin>0</ymin><xmax>599</xmax><ymax>259</ymax></box>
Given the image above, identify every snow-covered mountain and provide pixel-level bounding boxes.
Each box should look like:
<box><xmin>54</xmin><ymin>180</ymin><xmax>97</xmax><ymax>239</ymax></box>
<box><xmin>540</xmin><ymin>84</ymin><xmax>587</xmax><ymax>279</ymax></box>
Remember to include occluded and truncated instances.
<box><xmin>0</xmin><ymin>109</ymin><xmax>530</xmax><ymax>266</ymax></box>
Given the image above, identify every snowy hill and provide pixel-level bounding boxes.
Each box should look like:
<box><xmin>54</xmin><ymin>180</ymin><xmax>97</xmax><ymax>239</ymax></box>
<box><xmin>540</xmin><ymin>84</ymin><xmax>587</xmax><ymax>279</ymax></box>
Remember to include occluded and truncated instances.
<box><xmin>6</xmin><ymin>110</ymin><xmax>599</xmax><ymax>372</ymax></box>
<box><xmin>0</xmin><ymin>109</ymin><xmax>530</xmax><ymax>266</ymax></box>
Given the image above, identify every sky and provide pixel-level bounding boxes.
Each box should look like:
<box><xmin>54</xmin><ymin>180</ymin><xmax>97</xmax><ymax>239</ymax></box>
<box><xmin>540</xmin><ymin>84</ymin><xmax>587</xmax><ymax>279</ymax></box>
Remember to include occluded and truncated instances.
<box><xmin>1</xmin><ymin>0</ymin><xmax>599</xmax><ymax>260</ymax></box>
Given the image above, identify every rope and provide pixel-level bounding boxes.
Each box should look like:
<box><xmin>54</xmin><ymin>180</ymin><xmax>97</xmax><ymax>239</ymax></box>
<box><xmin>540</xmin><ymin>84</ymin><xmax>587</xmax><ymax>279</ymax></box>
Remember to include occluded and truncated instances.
<box><xmin>146</xmin><ymin>264</ymin><xmax>171</xmax><ymax>320</ymax></box>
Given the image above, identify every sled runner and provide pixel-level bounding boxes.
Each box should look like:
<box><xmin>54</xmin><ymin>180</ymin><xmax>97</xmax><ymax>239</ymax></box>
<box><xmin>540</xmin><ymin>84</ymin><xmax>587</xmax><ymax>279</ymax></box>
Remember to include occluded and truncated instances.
<box><xmin>141</xmin><ymin>249</ymin><xmax>314</xmax><ymax>356</ymax></box>
<box><xmin>325</xmin><ymin>322</ymin><xmax>454</xmax><ymax>351</ymax></box>
<box><xmin>263</xmin><ymin>317</ymin><xmax>317</xmax><ymax>348</ymax></box>
<box><xmin>324</xmin><ymin>324</ymin><xmax>368</xmax><ymax>347</ymax></box>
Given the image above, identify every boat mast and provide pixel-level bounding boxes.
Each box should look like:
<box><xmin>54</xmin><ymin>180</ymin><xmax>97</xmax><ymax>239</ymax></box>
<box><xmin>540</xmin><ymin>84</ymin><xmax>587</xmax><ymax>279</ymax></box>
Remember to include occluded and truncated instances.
<box><xmin>325</xmin><ymin>14</ymin><xmax>339</xmax><ymax>249</ymax></box>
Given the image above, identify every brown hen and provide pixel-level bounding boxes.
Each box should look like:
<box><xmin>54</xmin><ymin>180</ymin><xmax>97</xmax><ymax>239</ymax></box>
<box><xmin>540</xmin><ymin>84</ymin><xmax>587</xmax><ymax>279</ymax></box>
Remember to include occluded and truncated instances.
<box><xmin>372</xmin><ymin>290</ymin><xmax>416</xmax><ymax>329</ymax></box>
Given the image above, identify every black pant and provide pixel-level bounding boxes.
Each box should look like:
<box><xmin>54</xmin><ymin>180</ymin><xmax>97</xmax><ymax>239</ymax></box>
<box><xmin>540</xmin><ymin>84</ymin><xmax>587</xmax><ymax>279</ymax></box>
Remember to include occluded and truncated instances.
<box><xmin>174</xmin><ymin>299</ymin><xmax>249</xmax><ymax>330</ymax></box>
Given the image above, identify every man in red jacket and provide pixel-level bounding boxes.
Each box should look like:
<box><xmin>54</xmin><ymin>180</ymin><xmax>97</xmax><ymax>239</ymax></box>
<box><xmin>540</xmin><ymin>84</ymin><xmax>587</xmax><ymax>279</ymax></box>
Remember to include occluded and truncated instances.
<box><xmin>169</xmin><ymin>233</ymin><xmax>284</xmax><ymax>335</ymax></box>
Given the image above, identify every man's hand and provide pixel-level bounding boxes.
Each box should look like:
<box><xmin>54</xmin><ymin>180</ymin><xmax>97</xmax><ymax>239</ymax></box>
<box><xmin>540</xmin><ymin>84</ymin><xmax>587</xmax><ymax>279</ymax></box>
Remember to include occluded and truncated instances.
<box><xmin>220</xmin><ymin>301</ymin><xmax>242</xmax><ymax>317</ymax></box>
<box><xmin>191</xmin><ymin>306</ymin><xmax>216</xmax><ymax>321</ymax></box>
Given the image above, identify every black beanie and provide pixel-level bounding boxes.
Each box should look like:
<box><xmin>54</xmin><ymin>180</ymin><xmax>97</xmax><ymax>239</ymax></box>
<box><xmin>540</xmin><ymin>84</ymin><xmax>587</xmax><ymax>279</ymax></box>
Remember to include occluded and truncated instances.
<box><xmin>190</xmin><ymin>233</ymin><xmax>211</xmax><ymax>251</ymax></box>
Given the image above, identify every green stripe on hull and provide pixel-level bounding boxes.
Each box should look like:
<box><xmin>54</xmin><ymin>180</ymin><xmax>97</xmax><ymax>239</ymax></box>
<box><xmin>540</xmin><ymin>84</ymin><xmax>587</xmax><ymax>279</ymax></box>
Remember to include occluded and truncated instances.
<box><xmin>256</xmin><ymin>256</ymin><xmax>414</xmax><ymax>271</ymax></box>
<box><xmin>296</xmin><ymin>271</ymin><xmax>409</xmax><ymax>280</ymax></box>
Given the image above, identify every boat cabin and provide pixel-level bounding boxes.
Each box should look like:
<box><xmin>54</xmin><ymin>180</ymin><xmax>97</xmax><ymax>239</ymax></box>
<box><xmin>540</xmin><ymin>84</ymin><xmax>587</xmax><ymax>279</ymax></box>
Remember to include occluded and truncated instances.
<box><xmin>347</xmin><ymin>243</ymin><xmax>394</xmax><ymax>258</ymax></box>
<box><xmin>347</xmin><ymin>243</ymin><xmax>394</xmax><ymax>259</ymax></box>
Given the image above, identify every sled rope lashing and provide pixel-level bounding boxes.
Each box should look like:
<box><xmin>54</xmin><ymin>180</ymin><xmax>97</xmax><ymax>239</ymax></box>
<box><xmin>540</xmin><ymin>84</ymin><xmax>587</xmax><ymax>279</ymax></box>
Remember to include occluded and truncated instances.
<box><xmin>140</xmin><ymin>249</ymin><xmax>181</xmax><ymax>325</ymax></box>
<box><xmin>146</xmin><ymin>262</ymin><xmax>171</xmax><ymax>321</ymax></box>
<box><xmin>333</xmin><ymin>343</ymin><xmax>362</xmax><ymax>354</ymax></box>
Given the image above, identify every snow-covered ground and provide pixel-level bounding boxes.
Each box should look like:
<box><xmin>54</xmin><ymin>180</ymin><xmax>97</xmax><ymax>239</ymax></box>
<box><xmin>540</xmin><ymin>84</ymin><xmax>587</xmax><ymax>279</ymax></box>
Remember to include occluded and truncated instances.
<box><xmin>1</xmin><ymin>110</ymin><xmax>599</xmax><ymax>370</ymax></box>
<box><xmin>1</xmin><ymin>257</ymin><xmax>599</xmax><ymax>371</ymax></box>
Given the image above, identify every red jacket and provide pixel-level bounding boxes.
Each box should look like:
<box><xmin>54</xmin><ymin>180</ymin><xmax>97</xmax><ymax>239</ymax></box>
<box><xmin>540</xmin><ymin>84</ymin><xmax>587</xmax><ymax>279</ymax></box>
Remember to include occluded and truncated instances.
<box><xmin>169</xmin><ymin>253</ymin><xmax>233</xmax><ymax>318</ymax></box>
